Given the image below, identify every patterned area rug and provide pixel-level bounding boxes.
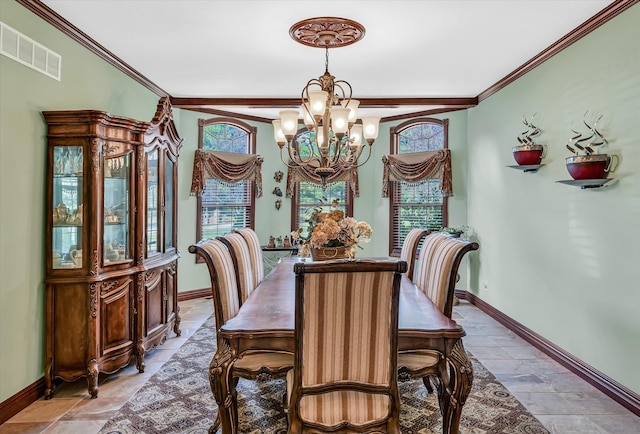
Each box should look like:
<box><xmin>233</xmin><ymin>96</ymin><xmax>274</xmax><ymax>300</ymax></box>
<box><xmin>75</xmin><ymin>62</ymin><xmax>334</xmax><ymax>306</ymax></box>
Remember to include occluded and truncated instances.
<box><xmin>100</xmin><ymin>315</ymin><xmax>549</xmax><ymax>434</ymax></box>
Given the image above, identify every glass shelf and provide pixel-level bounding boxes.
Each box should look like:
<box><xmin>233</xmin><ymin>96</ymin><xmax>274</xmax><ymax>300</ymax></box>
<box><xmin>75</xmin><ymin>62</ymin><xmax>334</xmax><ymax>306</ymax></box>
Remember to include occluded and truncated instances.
<box><xmin>506</xmin><ymin>164</ymin><xmax>545</xmax><ymax>173</ymax></box>
<box><xmin>556</xmin><ymin>178</ymin><xmax>614</xmax><ymax>189</ymax></box>
<box><xmin>104</xmin><ymin>154</ymin><xmax>131</xmax><ymax>264</ymax></box>
<box><xmin>52</xmin><ymin>146</ymin><xmax>84</xmax><ymax>269</ymax></box>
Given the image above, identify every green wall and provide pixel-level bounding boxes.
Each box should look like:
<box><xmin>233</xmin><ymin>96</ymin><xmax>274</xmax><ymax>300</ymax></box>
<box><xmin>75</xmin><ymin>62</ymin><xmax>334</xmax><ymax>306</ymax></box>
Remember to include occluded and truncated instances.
<box><xmin>1</xmin><ymin>0</ymin><xmax>637</xmax><ymax>406</ymax></box>
<box><xmin>466</xmin><ymin>4</ymin><xmax>640</xmax><ymax>393</ymax></box>
<box><xmin>0</xmin><ymin>1</ymin><xmax>161</xmax><ymax>402</ymax></box>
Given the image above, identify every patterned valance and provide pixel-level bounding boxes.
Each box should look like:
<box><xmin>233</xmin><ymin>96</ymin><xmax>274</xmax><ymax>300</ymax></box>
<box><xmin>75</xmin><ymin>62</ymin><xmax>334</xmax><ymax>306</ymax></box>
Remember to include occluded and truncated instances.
<box><xmin>190</xmin><ymin>149</ymin><xmax>263</xmax><ymax>197</ymax></box>
<box><xmin>381</xmin><ymin>149</ymin><xmax>452</xmax><ymax>197</ymax></box>
<box><xmin>285</xmin><ymin>163</ymin><xmax>359</xmax><ymax>197</ymax></box>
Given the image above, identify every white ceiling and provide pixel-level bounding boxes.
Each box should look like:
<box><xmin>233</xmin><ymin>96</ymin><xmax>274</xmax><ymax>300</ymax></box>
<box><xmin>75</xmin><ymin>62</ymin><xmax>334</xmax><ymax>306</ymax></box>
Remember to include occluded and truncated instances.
<box><xmin>40</xmin><ymin>0</ymin><xmax>613</xmax><ymax>119</ymax></box>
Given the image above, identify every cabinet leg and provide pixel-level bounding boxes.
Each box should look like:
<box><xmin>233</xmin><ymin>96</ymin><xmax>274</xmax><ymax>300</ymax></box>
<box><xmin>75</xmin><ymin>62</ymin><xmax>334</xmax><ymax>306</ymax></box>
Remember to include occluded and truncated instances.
<box><xmin>44</xmin><ymin>361</ymin><xmax>54</xmax><ymax>399</ymax></box>
<box><xmin>136</xmin><ymin>341</ymin><xmax>146</xmax><ymax>372</ymax></box>
<box><xmin>174</xmin><ymin>305</ymin><xmax>182</xmax><ymax>337</ymax></box>
<box><xmin>87</xmin><ymin>359</ymin><xmax>99</xmax><ymax>398</ymax></box>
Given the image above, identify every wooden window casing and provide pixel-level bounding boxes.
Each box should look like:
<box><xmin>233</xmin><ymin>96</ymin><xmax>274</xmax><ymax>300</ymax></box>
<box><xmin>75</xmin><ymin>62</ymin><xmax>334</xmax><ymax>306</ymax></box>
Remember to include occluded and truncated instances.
<box><xmin>196</xmin><ymin>118</ymin><xmax>256</xmax><ymax>248</ymax></box>
<box><xmin>389</xmin><ymin>118</ymin><xmax>449</xmax><ymax>256</ymax></box>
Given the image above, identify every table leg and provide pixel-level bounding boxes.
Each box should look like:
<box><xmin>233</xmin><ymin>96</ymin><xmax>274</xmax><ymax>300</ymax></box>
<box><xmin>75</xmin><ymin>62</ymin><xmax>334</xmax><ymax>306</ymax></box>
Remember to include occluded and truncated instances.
<box><xmin>442</xmin><ymin>339</ymin><xmax>474</xmax><ymax>433</ymax></box>
<box><xmin>208</xmin><ymin>339</ymin><xmax>238</xmax><ymax>433</ymax></box>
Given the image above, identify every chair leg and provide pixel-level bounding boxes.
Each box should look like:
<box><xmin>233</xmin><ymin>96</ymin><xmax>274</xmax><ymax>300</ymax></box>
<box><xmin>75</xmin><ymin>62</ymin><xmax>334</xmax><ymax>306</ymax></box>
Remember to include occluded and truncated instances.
<box><xmin>209</xmin><ymin>413</ymin><xmax>220</xmax><ymax>433</ymax></box>
<box><xmin>423</xmin><ymin>375</ymin><xmax>434</xmax><ymax>393</ymax></box>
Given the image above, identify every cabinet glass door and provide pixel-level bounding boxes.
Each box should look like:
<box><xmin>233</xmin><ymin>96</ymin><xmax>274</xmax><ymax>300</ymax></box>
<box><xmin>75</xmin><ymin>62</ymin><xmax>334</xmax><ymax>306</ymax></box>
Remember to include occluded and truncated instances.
<box><xmin>104</xmin><ymin>154</ymin><xmax>131</xmax><ymax>264</ymax></box>
<box><xmin>52</xmin><ymin>146</ymin><xmax>83</xmax><ymax>269</ymax></box>
<box><xmin>146</xmin><ymin>150</ymin><xmax>160</xmax><ymax>255</ymax></box>
<box><xmin>165</xmin><ymin>158</ymin><xmax>174</xmax><ymax>250</ymax></box>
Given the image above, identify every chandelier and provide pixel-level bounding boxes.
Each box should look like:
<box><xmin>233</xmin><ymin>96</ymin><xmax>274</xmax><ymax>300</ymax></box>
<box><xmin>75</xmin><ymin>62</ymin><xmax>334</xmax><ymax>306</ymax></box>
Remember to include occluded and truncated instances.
<box><xmin>272</xmin><ymin>17</ymin><xmax>380</xmax><ymax>189</ymax></box>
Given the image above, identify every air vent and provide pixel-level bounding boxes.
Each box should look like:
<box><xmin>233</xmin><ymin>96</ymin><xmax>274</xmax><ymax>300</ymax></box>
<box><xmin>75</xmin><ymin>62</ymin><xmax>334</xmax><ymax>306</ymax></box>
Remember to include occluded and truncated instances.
<box><xmin>1</xmin><ymin>21</ymin><xmax>61</xmax><ymax>81</ymax></box>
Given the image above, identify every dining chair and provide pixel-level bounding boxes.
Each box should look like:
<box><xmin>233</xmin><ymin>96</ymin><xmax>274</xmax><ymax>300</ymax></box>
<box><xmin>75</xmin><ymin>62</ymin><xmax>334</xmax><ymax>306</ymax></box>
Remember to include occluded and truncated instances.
<box><xmin>399</xmin><ymin>227</ymin><xmax>430</xmax><ymax>280</ymax></box>
<box><xmin>399</xmin><ymin>232</ymin><xmax>479</xmax><ymax>393</ymax></box>
<box><xmin>217</xmin><ymin>233</ymin><xmax>257</xmax><ymax>305</ymax></box>
<box><xmin>188</xmin><ymin>239</ymin><xmax>293</xmax><ymax>431</ymax></box>
<box><xmin>286</xmin><ymin>259</ymin><xmax>407</xmax><ymax>433</ymax></box>
<box><xmin>234</xmin><ymin>227</ymin><xmax>265</xmax><ymax>285</ymax></box>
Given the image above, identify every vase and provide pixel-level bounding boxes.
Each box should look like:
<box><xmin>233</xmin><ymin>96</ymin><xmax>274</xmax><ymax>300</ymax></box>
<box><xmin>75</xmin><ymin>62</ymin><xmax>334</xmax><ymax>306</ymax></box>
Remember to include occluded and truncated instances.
<box><xmin>310</xmin><ymin>246</ymin><xmax>350</xmax><ymax>261</ymax></box>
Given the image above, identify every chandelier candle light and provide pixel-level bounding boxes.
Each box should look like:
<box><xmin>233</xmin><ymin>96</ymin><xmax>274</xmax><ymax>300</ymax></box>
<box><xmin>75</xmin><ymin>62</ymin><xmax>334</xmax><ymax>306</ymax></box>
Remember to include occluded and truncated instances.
<box><xmin>273</xmin><ymin>17</ymin><xmax>380</xmax><ymax>189</ymax></box>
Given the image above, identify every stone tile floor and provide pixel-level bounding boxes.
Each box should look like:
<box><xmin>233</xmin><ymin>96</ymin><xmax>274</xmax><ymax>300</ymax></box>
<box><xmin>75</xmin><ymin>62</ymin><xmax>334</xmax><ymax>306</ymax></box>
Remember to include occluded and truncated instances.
<box><xmin>1</xmin><ymin>298</ymin><xmax>638</xmax><ymax>433</ymax></box>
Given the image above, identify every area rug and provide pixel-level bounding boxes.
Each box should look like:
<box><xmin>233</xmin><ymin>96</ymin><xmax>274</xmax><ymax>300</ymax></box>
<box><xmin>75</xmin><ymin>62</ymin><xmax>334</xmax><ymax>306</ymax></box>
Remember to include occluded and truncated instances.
<box><xmin>100</xmin><ymin>314</ymin><xmax>549</xmax><ymax>434</ymax></box>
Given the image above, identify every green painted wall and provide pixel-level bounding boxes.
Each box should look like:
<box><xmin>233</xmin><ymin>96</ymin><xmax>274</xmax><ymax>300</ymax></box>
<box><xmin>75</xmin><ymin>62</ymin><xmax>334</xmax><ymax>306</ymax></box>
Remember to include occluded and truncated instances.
<box><xmin>466</xmin><ymin>4</ymin><xmax>640</xmax><ymax>393</ymax></box>
<box><xmin>0</xmin><ymin>1</ymin><xmax>160</xmax><ymax>402</ymax></box>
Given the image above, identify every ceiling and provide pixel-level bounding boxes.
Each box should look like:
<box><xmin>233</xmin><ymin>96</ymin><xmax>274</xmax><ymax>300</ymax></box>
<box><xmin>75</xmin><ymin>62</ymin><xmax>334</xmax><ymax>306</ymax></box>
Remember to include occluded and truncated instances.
<box><xmin>31</xmin><ymin>0</ymin><xmax>615</xmax><ymax>121</ymax></box>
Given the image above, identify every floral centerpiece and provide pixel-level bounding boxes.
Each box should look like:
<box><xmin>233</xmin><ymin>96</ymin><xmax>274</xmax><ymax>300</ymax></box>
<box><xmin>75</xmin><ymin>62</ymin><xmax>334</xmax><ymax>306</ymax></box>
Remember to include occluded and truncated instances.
<box><xmin>291</xmin><ymin>202</ymin><xmax>372</xmax><ymax>260</ymax></box>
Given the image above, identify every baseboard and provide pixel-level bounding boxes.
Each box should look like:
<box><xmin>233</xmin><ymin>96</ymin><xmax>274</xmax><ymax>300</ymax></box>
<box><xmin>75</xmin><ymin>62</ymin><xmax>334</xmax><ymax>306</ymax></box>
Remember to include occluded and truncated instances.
<box><xmin>177</xmin><ymin>287</ymin><xmax>210</xmax><ymax>302</ymax></box>
<box><xmin>0</xmin><ymin>377</ymin><xmax>45</xmax><ymax>424</ymax></box>
<box><xmin>455</xmin><ymin>289</ymin><xmax>640</xmax><ymax>416</ymax></box>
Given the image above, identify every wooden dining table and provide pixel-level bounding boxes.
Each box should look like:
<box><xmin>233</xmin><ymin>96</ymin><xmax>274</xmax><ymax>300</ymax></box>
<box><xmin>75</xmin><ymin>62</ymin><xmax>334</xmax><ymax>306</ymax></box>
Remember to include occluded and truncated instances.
<box><xmin>211</xmin><ymin>257</ymin><xmax>473</xmax><ymax>433</ymax></box>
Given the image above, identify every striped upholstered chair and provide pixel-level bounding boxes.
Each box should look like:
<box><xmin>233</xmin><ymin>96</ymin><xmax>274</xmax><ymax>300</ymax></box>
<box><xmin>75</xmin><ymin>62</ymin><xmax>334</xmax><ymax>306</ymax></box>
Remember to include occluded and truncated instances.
<box><xmin>234</xmin><ymin>227</ymin><xmax>265</xmax><ymax>285</ymax></box>
<box><xmin>399</xmin><ymin>232</ymin><xmax>479</xmax><ymax>393</ymax></box>
<box><xmin>217</xmin><ymin>233</ymin><xmax>257</xmax><ymax>305</ymax></box>
<box><xmin>399</xmin><ymin>227</ymin><xmax>430</xmax><ymax>280</ymax></box>
<box><xmin>287</xmin><ymin>259</ymin><xmax>407</xmax><ymax>433</ymax></box>
<box><xmin>188</xmin><ymin>239</ymin><xmax>293</xmax><ymax>431</ymax></box>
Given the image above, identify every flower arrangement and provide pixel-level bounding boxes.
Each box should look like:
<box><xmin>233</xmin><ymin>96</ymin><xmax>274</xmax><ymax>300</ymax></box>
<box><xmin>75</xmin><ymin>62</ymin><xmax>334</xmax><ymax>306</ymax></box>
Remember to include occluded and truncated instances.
<box><xmin>291</xmin><ymin>201</ymin><xmax>372</xmax><ymax>258</ymax></box>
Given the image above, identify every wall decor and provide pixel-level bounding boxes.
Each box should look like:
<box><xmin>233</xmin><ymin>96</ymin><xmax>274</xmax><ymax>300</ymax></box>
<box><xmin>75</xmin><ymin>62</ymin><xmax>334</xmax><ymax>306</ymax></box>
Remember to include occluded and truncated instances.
<box><xmin>274</xmin><ymin>170</ymin><xmax>284</xmax><ymax>183</ymax></box>
<box><xmin>275</xmin><ymin>199</ymin><xmax>282</xmax><ymax>210</ymax></box>
<box><xmin>557</xmin><ymin>112</ymin><xmax>619</xmax><ymax>188</ymax></box>
<box><xmin>272</xmin><ymin>186</ymin><xmax>283</xmax><ymax>197</ymax></box>
<box><xmin>508</xmin><ymin>114</ymin><xmax>545</xmax><ymax>173</ymax></box>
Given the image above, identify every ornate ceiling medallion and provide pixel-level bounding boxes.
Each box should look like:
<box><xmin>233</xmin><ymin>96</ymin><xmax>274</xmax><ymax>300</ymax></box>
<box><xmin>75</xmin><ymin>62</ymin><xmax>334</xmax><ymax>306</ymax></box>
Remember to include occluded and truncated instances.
<box><xmin>289</xmin><ymin>17</ymin><xmax>365</xmax><ymax>48</ymax></box>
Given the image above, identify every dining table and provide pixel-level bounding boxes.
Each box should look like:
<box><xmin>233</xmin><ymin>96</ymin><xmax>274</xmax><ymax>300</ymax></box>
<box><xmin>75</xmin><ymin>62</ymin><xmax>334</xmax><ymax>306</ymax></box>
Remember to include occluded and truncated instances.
<box><xmin>211</xmin><ymin>257</ymin><xmax>473</xmax><ymax>434</ymax></box>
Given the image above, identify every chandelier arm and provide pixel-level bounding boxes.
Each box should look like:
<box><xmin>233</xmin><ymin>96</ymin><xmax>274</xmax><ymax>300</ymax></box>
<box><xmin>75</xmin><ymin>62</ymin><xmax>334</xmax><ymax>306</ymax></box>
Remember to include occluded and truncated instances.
<box><xmin>339</xmin><ymin>144</ymin><xmax>373</xmax><ymax>170</ymax></box>
<box><xmin>333</xmin><ymin>80</ymin><xmax>353</xmax><ymax>101</ymax></box>
<box><xmin>279</xmin><ymin>147</ymin><xmax>300</xmax><ymax>169</ymax></box>
<box><xmin>287</xmin><ymin>139</ymin><xmax>320</xmax><ymax>166</ymax></box>
<box><xmin>279</xmin><ymin>146</ymin><xmax>321</xmax><ymax>170</ymax></box>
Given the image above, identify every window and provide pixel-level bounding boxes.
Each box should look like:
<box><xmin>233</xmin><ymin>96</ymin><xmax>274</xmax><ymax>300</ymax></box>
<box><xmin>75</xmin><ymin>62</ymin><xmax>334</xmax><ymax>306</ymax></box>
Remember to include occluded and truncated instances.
<box><xmin>291</xmin><ymin>181</ymin><xmax>353</xmax><ymax>235</ymax></box>
<box><xmin>196</xmin><ymin>118</ymin><xmax>256</xmax><ymax>243</ymax></box>
<box><xmin>290</xmin><ymin>131</ymin><xmax>353</xmax><ymax>234</ymax></box>
<box><xmin>389</xmin><ymin>118</ymin><xmax>448</xmax><ymax>255</ymax></box>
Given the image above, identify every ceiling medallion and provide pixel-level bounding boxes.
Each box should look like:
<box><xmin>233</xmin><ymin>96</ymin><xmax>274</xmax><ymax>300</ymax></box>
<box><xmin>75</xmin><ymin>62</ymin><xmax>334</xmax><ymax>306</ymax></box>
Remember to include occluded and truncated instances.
<box><xmin>289</xmin><ymin>17</ymin><xmax>365</xmax><ymax>49</ymax></box>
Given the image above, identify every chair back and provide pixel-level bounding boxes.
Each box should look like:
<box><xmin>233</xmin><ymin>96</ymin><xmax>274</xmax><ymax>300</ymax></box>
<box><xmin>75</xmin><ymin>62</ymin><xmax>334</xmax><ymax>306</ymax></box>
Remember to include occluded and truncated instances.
<box><xmin>234</xmin><ymin>227</ymin><xmax>264</xmax><ymax>284</ymax></box>
<box><xmin>399</xmin><ymin>228</ymin><xmax>430</xmax><ymax>280</ymax></box>
<box><xmin>217</xmin><ymin>233</ymin><xmax>257</xmax><ymax>305</ymax></box>
<box><xmin>413</xmin><ymin>233</ymin><xmax>479</xmax><ymax>317</ymax></box>
<box><xmin>188</xmin><ymin>239</ymin><xmax>240</xmax><ymax>339</ymax></box>
<box><xmin>288</xmin><ymin>259</ymin><xmax>406</xmax><ymax>433</ymax></box>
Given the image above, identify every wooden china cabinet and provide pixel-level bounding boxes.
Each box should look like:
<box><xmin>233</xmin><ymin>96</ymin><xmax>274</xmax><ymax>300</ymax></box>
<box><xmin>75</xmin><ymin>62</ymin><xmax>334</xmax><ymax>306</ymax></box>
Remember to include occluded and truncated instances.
<box><xmin>136</xmin><ymin>98</ymin><xmax>183</xmax><ymax>371</ymax></box>
<box><xmin>43</xmin><ymin>98</ymin><xmax>182</xmax><ymax>399</ymax></box>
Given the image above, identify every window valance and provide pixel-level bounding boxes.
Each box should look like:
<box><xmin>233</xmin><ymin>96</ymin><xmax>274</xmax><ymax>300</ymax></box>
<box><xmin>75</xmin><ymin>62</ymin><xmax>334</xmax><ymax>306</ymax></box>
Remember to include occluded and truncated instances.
<box><xmin>285</xmin><ymin>163</ymin><xmax>359</xmax><ymax>197</ymax></box>
<box><xmin>190</xmin><ymin>149</ymin><xmax>263</xmax><ymax>197</ymax></box>
<box><xmin>381</xmin><ymin>149</ymin><xmax>452</xmax><ymax>197</ymax></box>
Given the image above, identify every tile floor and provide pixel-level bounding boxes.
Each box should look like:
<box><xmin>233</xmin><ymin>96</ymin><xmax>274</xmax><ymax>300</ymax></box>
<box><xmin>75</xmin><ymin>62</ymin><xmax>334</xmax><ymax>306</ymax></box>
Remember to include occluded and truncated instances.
<box><xmin>1</xmin><ymin>297</ymin><xmax>638</xmax><ymax>433</ymax></box>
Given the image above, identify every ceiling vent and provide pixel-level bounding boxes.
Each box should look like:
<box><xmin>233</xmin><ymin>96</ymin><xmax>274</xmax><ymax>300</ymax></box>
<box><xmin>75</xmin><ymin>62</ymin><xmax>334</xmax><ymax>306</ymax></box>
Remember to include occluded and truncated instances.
<box><xmin>1</xmin><ymin>21</ymin><xmax>61</xmax><ymax>81</ymax></box>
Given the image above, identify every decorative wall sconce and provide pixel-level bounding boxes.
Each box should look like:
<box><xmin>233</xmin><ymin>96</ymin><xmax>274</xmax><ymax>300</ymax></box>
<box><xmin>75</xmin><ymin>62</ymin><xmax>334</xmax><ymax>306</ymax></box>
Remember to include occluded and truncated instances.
<box><xmin>557</xmin><ymin>112</ymin><xmax>619</xmax><ymax>189</ymax></box>
<box><xmin>508</xmin><ymin>114</ymin><xmax>546</xmax><ymax>173</ymax></box>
